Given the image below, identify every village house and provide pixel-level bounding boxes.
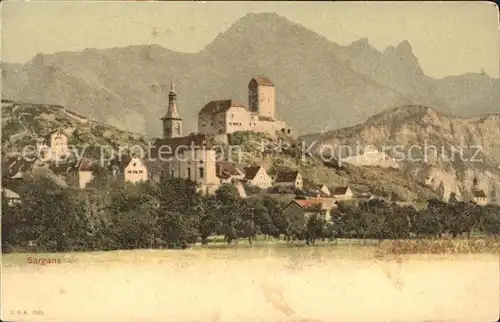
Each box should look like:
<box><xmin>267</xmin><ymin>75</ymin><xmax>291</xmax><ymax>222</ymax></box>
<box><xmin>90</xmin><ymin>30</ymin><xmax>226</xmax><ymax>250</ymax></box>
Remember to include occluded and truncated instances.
<box><xmin>243</xmin><ymin>165</ymin><xmax>272</xmax><ymax>189</ymax></box>
<box><xmin>331</xmin><ymin>186</ymin><xmax>354</xmax><ymax>201</ymax></box>
<box><xmin>472</xmin><ymin>190</ymin><xmax>488</xmax><ymax>206</ymax></box>
<box><xmin>197</xmin><ymin>76</ymin><xmax>289</xmax><ymax>137</ymax></box>
<box><xmin>283</xmin><ymin>198</ymin><xmax>337</xmax><ymax>223</ymax></box>
<box><xmin>78</xmin><ymin>158</ymin><xmax>98</xmax><ymax>189</ymax></box>
<box><xmin>2</xmin><ymin>188</ymin><xmax>21</xmax><ymax>206</ymax></box>
<box><xmin>124</xmin><ymin>156</ymin><xmax>149</xmax><ymax>184</ymax></box>
<box><xmin>48</xmin><ymin>129</ymin><xmax>69</xmax><ymax>158</ymax></box>
<box><xmin>303</xmin><ymin>179</ymin><xmax>331</xmax><ymax>197</ymax></box>
<box><xmin>216</xmin><ymin>161</ymin><xmax>245</xmax><ymax>184</ymax></box>
<box><xmin>273</xmin><ymin>171</ymin><xmax>303</xmax><ymax>189</ymax></box>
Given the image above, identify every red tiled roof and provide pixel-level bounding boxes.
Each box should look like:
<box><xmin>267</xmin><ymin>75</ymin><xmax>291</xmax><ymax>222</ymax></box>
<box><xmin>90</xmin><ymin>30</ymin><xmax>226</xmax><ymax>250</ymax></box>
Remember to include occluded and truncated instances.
<box><xmin>198</xmin><ymin>100</ymin><xmax>246</xmax><ymax>115</ymax></box>
<box><xmin>291</xmin><ymin>199</ymin><xmax>324</xmax><ymax>208</ymax></box>
<box><xmin>275</xmin><ymin>171</ymin><xmax>299</xmax><ymax>183</ymax></box>
<box><xmin>249</xmin><ymin>76</ymin><xmax>274</xmax><ymax>87</ymax></box>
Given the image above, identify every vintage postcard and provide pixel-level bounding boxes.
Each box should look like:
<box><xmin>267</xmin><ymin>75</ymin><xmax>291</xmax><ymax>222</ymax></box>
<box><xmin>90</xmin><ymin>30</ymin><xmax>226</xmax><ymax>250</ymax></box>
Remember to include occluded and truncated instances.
<box><xmin>1</xmin><ymin>1</ymin><xmax>500</xmax><ymax>321</ymax></box>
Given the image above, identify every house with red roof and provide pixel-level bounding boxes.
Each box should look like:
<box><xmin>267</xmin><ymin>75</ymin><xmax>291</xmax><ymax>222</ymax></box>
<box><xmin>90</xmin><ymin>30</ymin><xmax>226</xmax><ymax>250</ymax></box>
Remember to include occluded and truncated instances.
<box><xmin>283</xmin><ymin>198</ymin><xmax>337</xmax><ymax>222</ymax></box>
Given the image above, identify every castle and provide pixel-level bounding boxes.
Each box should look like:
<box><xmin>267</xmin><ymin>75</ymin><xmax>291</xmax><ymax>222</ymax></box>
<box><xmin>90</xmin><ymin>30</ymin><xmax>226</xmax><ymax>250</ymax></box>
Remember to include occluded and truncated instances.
<box><xmin>159</xmin><ymin>76</ymin><xmax>289</xmax><ymax>140</ymax></box>
<box><xmin>147</xmin><ymin>76</ymin><xmax>289</xmax><ymax>194</ymax></box>
<box><xmin>197</xmin><ymin>76</ymin><xmax>289</xmax><ymax>137</ymax></box>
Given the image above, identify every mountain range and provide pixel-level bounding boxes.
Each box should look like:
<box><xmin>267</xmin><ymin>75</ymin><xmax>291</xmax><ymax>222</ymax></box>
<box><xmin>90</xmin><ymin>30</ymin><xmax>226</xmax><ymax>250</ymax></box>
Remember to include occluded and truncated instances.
<box><xmin>2</xmin><ymin>12</ymin><xmax>499</xmax><ymax>138</ymax></box>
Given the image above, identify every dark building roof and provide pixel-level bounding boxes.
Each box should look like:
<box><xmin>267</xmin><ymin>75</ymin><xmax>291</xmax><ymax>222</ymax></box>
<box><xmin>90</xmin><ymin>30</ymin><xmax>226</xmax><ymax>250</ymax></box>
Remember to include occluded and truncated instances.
<box><xmin>249</xmin><ymin>76</ymin><xmax>274</xmax><ymax>87</ymax></box>
<box><xmin>275</xmin><ymin>171</ymin><xmax>299</xmax><ymax>183</ymax></box>
<box><xmin>472</xmin><ymin>190</ymin><xmax>487</xmax><ymax>198</ymax></box>
<box><xmin>150</xmin><ymin>134</ymin><xmax>216</xmax><ymax>159</ymax></box>
<box><xmin>198</xmin><ymin>100</ymin><xmax>246</xmax><ymax>116</ymax></box>
<box><xmin>331</xmin><ymin>187</ymin><xmax>350</xmax><ymax>195</ymax></box>
<box><xmin>216</xmin><ymin>161</ymin><xmax>243</xmax><ymax>180</ymax></box>
<box><xmin>48</xmin><ymin>161</ymin><xmax>79</xmax><ymax>175</ymax></box>
<box><xmin>258</xmin><ymin>116</ymin><xmax>275</xmax><ymax>122</ymax></box>
<box><xmin>143</xmin><ymin>159</ymin><xmax>165</xmax><ymax>174</ymax></box>
<box><xmin>243</xmin><ymin>166</ymin><xmax>261</xmax><ymax>180</ymax></box>
<box><xmin>78</xmin><ymin>158</ymin><xmax>100</xmax><ymax>172</ymax></box>
<box><xmin>3</xmin><ymin>155</ymin><xmax>36</xmax><ymax>178</ymax></box>
<box><xmin>108</xmin><ymin>154</ymin><xmax>133</xmax><ymax>171</ymax></box>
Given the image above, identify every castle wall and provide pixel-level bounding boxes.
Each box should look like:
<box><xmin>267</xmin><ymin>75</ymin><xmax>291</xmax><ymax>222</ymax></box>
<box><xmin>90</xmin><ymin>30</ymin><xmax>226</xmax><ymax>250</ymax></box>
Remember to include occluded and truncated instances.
<box><xmin>253</xmin><ymin>120</ymin><xmax>287</xmax><ymax>138</ymax></box>
<box><xmin>198</xmin><ymin>112</ymin><xmax>226</xmax><ymax>135</ymax></box>
<box><xmin>225</xmin><ymin>106</ymin><xmax>251</xmax><ymax>133</ymax></box>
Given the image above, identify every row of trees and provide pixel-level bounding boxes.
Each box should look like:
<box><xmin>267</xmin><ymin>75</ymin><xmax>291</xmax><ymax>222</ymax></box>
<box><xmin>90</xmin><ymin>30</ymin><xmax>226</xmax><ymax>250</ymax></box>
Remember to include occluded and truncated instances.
<box><xmin>2</xmin><ymin>176</ymin><xmax>500</xmax><ymax>252</ymax></box>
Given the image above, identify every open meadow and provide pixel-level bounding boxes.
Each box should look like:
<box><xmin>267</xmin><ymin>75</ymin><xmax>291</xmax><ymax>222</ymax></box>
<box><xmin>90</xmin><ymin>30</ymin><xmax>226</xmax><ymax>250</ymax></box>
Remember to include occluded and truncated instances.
<box><xmin>2</xmin><ymin>242</ymin><xmax>499</xmax><ymax>322</ymax></box>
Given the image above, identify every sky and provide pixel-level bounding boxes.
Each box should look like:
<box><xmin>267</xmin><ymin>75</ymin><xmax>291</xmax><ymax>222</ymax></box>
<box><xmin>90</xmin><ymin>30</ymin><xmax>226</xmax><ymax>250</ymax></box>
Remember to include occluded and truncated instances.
<box><xmin>2</xmin><ymin>1</ymin><xmax>499</xmax><ymax>79</ymax></box>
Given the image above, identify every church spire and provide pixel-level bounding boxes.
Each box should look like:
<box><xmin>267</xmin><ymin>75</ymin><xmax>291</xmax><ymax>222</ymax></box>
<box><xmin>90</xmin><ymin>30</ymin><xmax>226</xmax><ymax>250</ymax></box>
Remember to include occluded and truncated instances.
<box><xmin>165</xmin><ymin>80</ymin><xmax>180</xmax><ymax>119</ymax></box>
<box><xmin>161</xmin><ymin>80</ymin><xmax>183</xmax><ymax>139</ymax></box>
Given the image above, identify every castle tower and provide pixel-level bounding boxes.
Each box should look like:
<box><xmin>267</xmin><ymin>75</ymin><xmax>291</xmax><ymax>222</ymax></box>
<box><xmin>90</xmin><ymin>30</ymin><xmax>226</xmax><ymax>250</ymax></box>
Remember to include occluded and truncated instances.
<box><xmin>248</xmin><ymin>76</ymin><xmax>276</xmax><ymax>121</ymax></box>
<box><xmin>161</xmin><ymin>81</ymin><xmax>183</xmax><ymax>139</ymax></box>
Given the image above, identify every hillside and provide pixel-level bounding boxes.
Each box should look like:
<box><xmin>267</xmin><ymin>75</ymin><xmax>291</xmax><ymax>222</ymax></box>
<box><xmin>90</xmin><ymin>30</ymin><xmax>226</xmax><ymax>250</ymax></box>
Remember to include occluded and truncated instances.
<box><xmin>2</xmin><ymin>12</ymin><xmax>498</xmax><ymax>137</ymax></box>
<box><xmin>301</xmin><ymin>105</ymin><xmax>500</xmax><ymax>202</ymax></box>
<box><xmin>1</xmin><ymin>101</ymin><xmax>438</xmax><ymax>202</ymax></box>
<box><xmin>225</xmin><ymin>131</ymin><xmax>438</xmax><ymax>202</ymax></box>
<box><xmin>1</xmin><ymin>100</ymin><xmax>147</xmax><ymax>185</ymax></box>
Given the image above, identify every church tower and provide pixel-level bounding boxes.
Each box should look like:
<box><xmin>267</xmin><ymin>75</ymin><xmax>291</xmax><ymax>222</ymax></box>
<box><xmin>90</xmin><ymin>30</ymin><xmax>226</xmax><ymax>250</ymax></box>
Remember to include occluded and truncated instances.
<box><xmin>161</xmin><ymin>81</ymin><xmax>183</xmax><ymax>139</ymax></box>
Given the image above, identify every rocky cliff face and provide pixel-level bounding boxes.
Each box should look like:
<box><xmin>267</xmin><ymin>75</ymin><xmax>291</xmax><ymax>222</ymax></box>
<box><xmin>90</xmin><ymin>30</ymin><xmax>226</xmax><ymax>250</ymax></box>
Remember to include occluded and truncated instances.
<box><xmin>302</xmin><ymin>106</ymin><xmax>500</xmax><ymax>202</ymax></box>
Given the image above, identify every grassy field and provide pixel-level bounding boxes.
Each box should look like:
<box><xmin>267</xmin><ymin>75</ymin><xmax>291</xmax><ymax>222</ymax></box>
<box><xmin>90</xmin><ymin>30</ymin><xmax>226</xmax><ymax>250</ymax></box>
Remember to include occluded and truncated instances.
<box><xmin>2</xmin><ymin>243</ymin><xmax>499</xmax><ymax>322</ymax></box>
<box><xmin>3</xmin><ymin>237</ymin><xmax>499</xmax><ymax>268</ymax></box>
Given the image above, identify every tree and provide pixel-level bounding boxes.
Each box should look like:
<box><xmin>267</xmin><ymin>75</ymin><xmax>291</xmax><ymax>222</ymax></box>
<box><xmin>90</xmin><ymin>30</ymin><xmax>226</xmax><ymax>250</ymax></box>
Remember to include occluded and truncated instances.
<box><xmin>304</xmin><ymin>205</ymin><xmax>325</xmax><ymax>245</ymax></box>
<box><xmin>449</xmin><ymin>192</ymin><xmax>458</xmax><ymax>204</ymax></box>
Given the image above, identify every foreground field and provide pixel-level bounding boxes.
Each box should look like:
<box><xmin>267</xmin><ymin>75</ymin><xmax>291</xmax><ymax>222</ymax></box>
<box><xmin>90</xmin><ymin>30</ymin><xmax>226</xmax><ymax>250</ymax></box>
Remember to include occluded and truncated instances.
<box><xmin>2</xmin><ymin>244</ymin><xmax>499</xmax><ymax>322</ymax></box>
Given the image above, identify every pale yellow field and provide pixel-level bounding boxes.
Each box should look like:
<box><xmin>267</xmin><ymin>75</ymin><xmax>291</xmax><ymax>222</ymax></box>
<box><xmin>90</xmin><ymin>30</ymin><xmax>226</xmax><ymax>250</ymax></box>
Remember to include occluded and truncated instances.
<box><xmin>2</xmin><ymin>246</ymin><xmax>499</xmax><ymax>322</ymax></box>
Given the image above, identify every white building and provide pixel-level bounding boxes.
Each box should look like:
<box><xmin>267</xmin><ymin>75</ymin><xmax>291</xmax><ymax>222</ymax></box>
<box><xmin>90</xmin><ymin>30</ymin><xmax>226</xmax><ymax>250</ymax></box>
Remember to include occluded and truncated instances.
<box><xmin>273</xmin><ymin>171</ymin><xmax>303</xmax><ymax>189</ymax></box>
<box><xmin>243</xmin><ymin>166</ymin><xmax>272</xmax><ymax>189</ymax></box>
<box><xmin>198</xmin><ymin>77</ymin><xmax>289</xmax><ymax>137</ymax></box>
<box><xmin>331</xmin><ymin>186</ymin><xmax>354</xmax><ymax>201</ymax></box>
<box><xmin>124</xmin><ymin>156</ymin><xmax>149</xmax><ymax>184</ymax></box>
<box><xmin>472</xmin><ymin>190</ymin><xmax>488</xmax><ymax>206</ymax></box>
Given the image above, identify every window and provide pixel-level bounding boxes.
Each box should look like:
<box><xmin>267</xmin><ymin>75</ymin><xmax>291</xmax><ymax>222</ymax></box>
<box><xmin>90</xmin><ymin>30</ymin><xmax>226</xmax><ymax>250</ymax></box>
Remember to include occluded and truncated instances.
<box><xmin>133</xmin><ymin>170</ymin><xmax>138</xmax><ymax>174</ymax></box>
<box><xmin>133</xmin><ymin>163</ymin><xmax>136</xmax><ymax>166</ymax></box>
<box><xmin>199</xmin><ymin>167</ymin><xmax>204</xmax><ymax>178</ymax></box>
<box><xmin>128</xmin><ymin>170</ymin><xmax>132</xmax><ymax>174</ymax></box>
<box><xmin>210</xmin><ymin>122</ymin><xmax>213</xmax><ymax>126</ymax></box>
<box><xmin>139</xmin><ymin>170</ymin><xmax>144</xmax><ymax>174</ymax></box>
<box><xmin>187</xmin><ymin>168</ymin><xmax>191</xmax><ymax>179</ymax></box>
<box><xmin>171</xmin><ymin>170</ymin><xmax>174</xmax><ymax>177</ymax></box>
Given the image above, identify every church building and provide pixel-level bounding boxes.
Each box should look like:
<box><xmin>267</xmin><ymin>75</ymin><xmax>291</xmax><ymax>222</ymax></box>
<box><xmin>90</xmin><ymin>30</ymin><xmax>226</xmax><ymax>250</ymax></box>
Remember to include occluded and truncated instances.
<box><xmin>151</xmin><ymin>81</ymin><xmax>220</xmax><ymax>195</ymax></box>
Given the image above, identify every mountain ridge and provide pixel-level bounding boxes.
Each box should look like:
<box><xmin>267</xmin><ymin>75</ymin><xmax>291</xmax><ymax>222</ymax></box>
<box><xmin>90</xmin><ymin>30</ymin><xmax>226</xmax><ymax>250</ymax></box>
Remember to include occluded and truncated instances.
<box><xmin>300</xmin><ymin>105</ymin><xmax>500</xmax><ymax>203</ymax></box>
<box><xmin>2</xmin><ymin>12</ymin><xmax>498</xmax><ymax>137</ymax></box>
